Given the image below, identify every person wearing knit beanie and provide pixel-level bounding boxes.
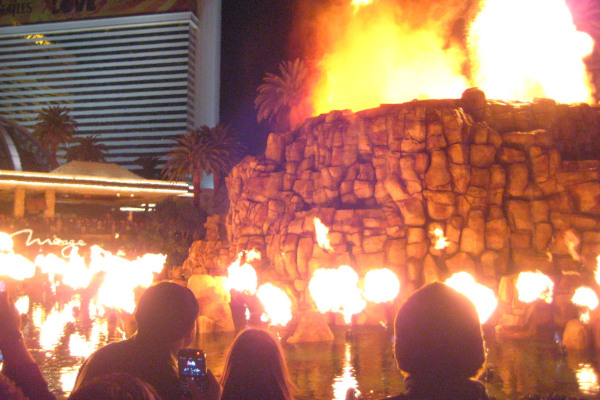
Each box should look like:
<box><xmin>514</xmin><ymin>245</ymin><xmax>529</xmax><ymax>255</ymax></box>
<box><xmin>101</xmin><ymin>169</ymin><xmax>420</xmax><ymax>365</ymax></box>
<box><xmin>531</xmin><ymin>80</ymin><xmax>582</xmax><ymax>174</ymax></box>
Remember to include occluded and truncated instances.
<box><xmin>379</xmin><ymin>281</ymin><xmax>490</xmax><ymax>400</ymax></box>
<box><xmin>72</xmin><ymin>282</ymin><xmax>221</xmax><ymax>400</ymax></box>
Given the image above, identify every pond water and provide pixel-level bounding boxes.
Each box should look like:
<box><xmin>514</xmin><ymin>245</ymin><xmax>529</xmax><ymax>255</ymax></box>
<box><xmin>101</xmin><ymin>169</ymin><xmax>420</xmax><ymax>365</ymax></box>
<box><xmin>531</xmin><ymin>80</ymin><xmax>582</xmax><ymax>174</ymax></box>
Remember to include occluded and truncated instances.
<box><xmin>9</xmin><ymin>307</ymin><xmax>600</xmax><ymax>400</ymax></box>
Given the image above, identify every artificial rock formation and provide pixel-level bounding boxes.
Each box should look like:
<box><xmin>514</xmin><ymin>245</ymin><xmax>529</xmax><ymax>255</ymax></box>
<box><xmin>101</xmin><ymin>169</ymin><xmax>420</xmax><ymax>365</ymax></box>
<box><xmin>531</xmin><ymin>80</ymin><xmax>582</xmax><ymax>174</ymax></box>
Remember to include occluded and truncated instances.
<box><xmin>184</xmin><ymin>89</ymin><xmax>600</xmax><ymax>331</ymax></box>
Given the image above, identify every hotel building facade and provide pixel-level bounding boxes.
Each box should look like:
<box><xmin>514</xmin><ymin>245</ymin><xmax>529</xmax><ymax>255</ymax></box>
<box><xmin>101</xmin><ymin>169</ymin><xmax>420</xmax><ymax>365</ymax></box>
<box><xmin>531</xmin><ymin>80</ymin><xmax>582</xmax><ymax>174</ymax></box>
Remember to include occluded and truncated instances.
<box><xmin>0</xmin><ymin>0</ymin><xmax>221</xmax><ymax>172</ymax></box>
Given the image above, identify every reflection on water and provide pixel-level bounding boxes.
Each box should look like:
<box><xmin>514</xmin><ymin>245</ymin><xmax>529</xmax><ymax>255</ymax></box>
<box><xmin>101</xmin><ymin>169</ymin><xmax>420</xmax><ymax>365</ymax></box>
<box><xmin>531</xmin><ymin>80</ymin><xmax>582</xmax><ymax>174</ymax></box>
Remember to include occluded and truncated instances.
<box><xmin>332</xmin><ymin>341</ymin><xmax>359</xmax><ymax>400</ymax></box>
<box><xmin>7</xmin><ymin>302</ymin><xmax>600</xmax><ymax>400</ymax></box>
<box><xmin>576</xmin><ymin>363</ymin><xmax>599</xmax><ymax>396</ymax></box>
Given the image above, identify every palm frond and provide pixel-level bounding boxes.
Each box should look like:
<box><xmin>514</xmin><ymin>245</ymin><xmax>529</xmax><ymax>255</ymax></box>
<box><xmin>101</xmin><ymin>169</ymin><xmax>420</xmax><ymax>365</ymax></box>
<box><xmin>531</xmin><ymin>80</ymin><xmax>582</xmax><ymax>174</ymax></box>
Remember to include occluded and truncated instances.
<box><xmin>254</xmin><ymin>58</ymin><xmax>311</xmax><ymax>125</ymax></box>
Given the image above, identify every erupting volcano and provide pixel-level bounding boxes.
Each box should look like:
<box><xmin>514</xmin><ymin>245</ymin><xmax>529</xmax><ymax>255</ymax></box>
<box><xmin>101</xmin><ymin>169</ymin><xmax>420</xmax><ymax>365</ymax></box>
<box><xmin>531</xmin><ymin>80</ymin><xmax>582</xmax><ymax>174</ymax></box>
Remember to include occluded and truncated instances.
<box><xmin>292</xmin><ymin>0</ymin><xmax>596</xmax><ymax>118</ymax></box>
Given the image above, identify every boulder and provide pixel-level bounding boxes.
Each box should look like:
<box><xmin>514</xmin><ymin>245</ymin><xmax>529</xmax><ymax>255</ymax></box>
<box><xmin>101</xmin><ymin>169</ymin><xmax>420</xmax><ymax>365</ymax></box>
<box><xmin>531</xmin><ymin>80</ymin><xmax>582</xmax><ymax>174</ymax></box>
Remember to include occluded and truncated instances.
<box><xmin>287</xmin><ymin>309</ymin><xmax>335</xmax><ymax>343</ymax></box>
<box><xmin>562</xmin><ymin>319</ymin><xmax>591</xmax><ymax>351</ymax></box>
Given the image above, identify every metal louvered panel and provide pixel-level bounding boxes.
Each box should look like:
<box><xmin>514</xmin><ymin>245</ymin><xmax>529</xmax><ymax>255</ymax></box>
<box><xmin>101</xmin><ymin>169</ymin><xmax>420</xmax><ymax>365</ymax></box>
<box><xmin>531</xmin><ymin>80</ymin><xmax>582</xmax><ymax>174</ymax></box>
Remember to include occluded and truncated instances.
<box><xmin>0</xmin><ymin>12</ymin><xmax>204</xmax><ymax>171</ymax></box>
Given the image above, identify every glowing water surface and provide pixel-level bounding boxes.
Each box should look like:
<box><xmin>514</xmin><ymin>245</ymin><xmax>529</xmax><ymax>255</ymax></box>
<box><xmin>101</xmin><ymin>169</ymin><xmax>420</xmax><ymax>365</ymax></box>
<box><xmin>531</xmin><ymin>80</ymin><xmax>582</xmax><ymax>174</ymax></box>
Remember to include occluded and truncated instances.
<box><xmin>11</xmin><ymin>309</ymin><xmax>600</xmax><ymax>400</ymax></box>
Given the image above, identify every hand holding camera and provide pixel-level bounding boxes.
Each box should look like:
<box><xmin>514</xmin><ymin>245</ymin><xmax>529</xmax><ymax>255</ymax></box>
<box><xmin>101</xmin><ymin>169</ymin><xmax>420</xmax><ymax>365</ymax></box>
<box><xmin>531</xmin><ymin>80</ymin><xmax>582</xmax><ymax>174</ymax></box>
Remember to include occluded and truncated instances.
<box><xmin>177</xmin><ymin>349</ymin><xmax>221</xmax><ymax>400</ymax></box>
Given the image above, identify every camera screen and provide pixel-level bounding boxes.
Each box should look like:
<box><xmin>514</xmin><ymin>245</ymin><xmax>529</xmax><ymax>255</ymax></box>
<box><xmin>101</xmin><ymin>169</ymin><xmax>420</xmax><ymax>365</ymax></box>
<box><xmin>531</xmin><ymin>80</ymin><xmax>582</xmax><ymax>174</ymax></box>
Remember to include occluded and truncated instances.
<box><xmin>178</xmin><ymin>352</ymin><xmax>206</xmax><ymax>379</ymax></box>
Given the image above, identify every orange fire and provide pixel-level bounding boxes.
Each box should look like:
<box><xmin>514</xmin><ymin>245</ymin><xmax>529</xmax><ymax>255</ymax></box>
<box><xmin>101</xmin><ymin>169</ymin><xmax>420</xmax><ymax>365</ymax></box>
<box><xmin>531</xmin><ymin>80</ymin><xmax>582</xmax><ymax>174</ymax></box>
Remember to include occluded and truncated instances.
<box><xmin>363</xmin><ymin>268</ymin><xmax>400</xmax><ymax>303</ymax></box>
<box><xmin>309</xmin><ymin>0</ymin><xmax>468</xmax><ymax>115</ymax></box>
<box><xmin>309</xmin><ymin>265</ymin><xmax>367</xmax><ymax>323</ymax></box>
<box><xmin>256</xmin><ymin>283</ymin><xmax>293</xmax><ymax>326</ymax></box>
<box><xmin>516</xmin><ymin>271</ymin><xmax>554</xmax><ymax>304</ymax></box>
<box><xmin>225</xmin><ymin>250</ymin><xmax>260</xmax><ymax>294</ymax></box>
<box><xmin>571</xmin><ymin>286</ymin><xmax>599</xmax><ymax>323</ymax></box>
<box><xmin>445</xmin><ymin>272</ymin><xmax>497</xmax><ymax>323</ymax></box>
<box><xmin>351</xmin><ymin>0</ymin><xmax>372</xmax><ymax>13</ymax></box>
<box><xmin>0</xmin><ymin>231</ymin><xmax>35</xmax><ymax>281</ymax></box>
<box><xmin>563</xmin><ymin>229</ymin><xmax>582</xmax><ymax>262</ymax></box>
<box><xmin>305</xmin><ymin>0</ymin><xmax>594</xmax><ymax>115</ymax></box>
<box><xmin>468</xmin><ymin>0</ymin><xmax>594</xmax><ymax>103</ymax></box>
<box><xmin>15</xmin><ymin>295</ymin><xmax>29</xmax><ymax>315</ymax></box>
<box><xmin>314</xmin><ymin>217</ymin><xmax>334</xmax><ymax>252</ymax></box>
<box><xmin>431</xmin><ymin>227</ymin><xmax>450</xmax><ymax>250</ymax></box>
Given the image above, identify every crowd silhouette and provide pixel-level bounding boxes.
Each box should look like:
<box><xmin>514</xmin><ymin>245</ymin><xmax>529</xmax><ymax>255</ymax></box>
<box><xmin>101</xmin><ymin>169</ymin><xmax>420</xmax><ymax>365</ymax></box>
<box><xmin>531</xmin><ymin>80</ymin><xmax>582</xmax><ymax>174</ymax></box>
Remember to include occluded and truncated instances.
<box><xmin>0</xmin><ymin>280</ymin><xmax>594</xmax><ymax>400</ymax></box>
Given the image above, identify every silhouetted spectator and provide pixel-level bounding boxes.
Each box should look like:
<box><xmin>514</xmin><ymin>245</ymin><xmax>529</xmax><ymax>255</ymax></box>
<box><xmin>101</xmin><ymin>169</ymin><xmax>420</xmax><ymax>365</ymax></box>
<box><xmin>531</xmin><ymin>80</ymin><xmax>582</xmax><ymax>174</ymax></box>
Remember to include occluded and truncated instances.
<box><xmin>73</xmin><ymin>281</ymin><xmax>220</xmax><ymax>400</ymax></box>
<box><xmin>221</xmin><ymin>328</ymin><xmax>295</xmax><ymax>400</ymax></box>
<box><xmin>68</xmin><ymin>372</ymin><xmax>163</xmax><ymax>400</ymax></box>
<box><xmin>0</xmin><ymin>290</ymin><xmax>55</xmax><ymax>400</ymax></box>
<box><xmin>377</xmin><ymin>282</ymin><xmax>489</xmax><ymax>400</ymax></box>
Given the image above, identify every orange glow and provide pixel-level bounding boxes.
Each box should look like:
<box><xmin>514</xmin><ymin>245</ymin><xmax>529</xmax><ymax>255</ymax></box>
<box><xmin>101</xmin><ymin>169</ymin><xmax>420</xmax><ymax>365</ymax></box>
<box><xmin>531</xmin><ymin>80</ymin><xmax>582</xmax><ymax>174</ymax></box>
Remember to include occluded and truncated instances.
<box><xmin>309</xmin><ymin>265</ymin><xmax>366</xmax><ymax>323</ymax></box>
<box><xmin>445</xmin><ymin>272</ymin><xmax>497</xmax><ymax>323</ymax></box>
<box><xmin>431</xmin><ymin>227</ymin><xmax>450</xmax><ymax>250</ymax></box>
<box><xmin>351</xmin><ymin>0</ymin><xmax>372</xmax><ymax>13</ymax></box>
<box><xmin>363</xmin><ymin>268</ymin><xmax>400</xmax><ymax>303</ymax></box>
<box><xmin>0</xmin><ymin>232</ymin><xmax>35</xmax><ymax>281</ymax></box>
<box><xmin>309</xmin><ymin>0</ymin><xmax>468</xmax><ymax>115</ymax></box>
<box><xmin>516</xmin><ymin>271</ymin><xmax>554</xmax><ymax>304</ymax></box>
<box><xmin>306</xmin><ymin>0</ymin><xmax>594</xmax><ymax>116</ymax></box>
<box><xmin>468</xmin><ymin>0</ymin><xmax>594</xmax><ymax>103</ymax></box>
<box><xmin>225</xmin><ymin>250</ymin><xmax>260</xmax><ymax>294</ymax></box>
<box><xmin>563</xmin><ymin>229</ymin><xmax>582</xmax><ymax>262</ymax></box>
<box><xmin>314</xmin><ymin>217</ymin><xmax>333</xmax><ymax>252</ymax></box>
<box><xmin>571</xmin><ymin>286</ymin><xmax>599</xmax><ymax>323</ymax></box>
<box><xmin>596</xmin><ymin>255</ymin><xmax>600</xmax><ymax>286</ymax></box>
<box><xmin>40</xmin><ymin>297</ymin><xmax>80</xmax><ymax>352</ymax></box>
<box><xmin>0</xmin><ymin>232</ymin><xmax>14</xmax><ymax>252</ymax></box>
<box><xmin>15</xmin><ymin>295</ymin><xmax>29</xmax><ymax>315</ymax></box>
<box><xmin>256</xmin><ymin>283</ymin><xmax>293</xmax><ymax>326</ymax></box>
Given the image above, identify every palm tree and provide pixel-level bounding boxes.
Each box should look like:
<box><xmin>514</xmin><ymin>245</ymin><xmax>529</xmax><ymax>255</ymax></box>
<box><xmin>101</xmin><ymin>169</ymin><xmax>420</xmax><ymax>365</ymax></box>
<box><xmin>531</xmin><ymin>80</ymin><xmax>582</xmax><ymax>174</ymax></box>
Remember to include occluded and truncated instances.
<box><xmin>134</xmin><ymin>154</ymin><xmax>161</xmax><ymax>179</ymax></box>
<box><xmin>254</xmin><ymin>58</ymin><xmax>313</xmax><ymax>132</ymax></box>
<box><xmin>65</xmin><ymin>135</ymin><xmax>108</xmax><ymax>162</ymax></box>
<box><xmin>162</xmin><ymin>124</ymin><xmax>246</xmax><ymax>207</ymax></box>
<box><xmin>32</xmin><ymin>105</ymin><xmax>77</xmax><ymax>168</ymax></box>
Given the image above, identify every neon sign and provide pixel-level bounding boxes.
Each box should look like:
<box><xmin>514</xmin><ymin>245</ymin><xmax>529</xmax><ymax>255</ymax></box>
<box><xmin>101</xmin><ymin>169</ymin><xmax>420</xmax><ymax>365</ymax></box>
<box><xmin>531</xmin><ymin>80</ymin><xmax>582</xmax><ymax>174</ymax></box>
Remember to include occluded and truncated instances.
<box><xmin>9</xmin><ymin>229</ymin><xmax>86</xmax><ymax>256</ymax></box>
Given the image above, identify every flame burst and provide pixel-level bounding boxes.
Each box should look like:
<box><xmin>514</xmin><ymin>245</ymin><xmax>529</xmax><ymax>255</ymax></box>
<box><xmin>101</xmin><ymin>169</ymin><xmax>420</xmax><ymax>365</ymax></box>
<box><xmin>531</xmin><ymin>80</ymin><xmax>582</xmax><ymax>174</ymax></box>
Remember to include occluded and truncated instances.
<box><xmin>0</xmin><ymin>232</ymin><xmax>35</xmax><ymax>280</ymax></box>
<box><xmin>256</xmin><ymin>283</ymin><xmax>293</xmax><ymax>326</ymax></box>
<box><xmin>516</xmin><ymin>271</ymin><xmax>554</xmax><ymax>304</ymax></box>
<box><xmin>468</xmin><ymin>0</ymin><xmax>594</xmax><ymax>103</ymax></box>
<box><xmin>563</xmin><ymin>229</ymin><xmax>582</xmax><ymax>262</ymax></box>
<box><xmin>571</xmin><ymin>286</ymin><xmax>599</xmax><ymax>323</ymax></box>
<box><xmin>445</xmin><ymin>272</ymin><xmax>498</xmax><ymax>323</ymax></box>
<box><xmin>303</xmin><ymin>0</ymin><xmax>594</xmax><ymax>116</ymax></box>
<box><xmin>351</xmin><ymin>0</ymin><xmax>372</xmax><ymax>13</ymax></box>
<box><xmin>308</xmin><ymin>0</ymin><xmax>468</xmax><ymax>115</ymax></box>
<box><xmin>225</xmin><ymin>250</ymin><xmax>260</xmax><ymax>294</ymax></box>
<box><xmin>431</xmin><ymin>227</ymin><xmax>450</xmax><ymax>250</ymax></box>
<box><xmin>363</xmin><ymin>268</ymin><xmax>400</xmax><ymax>303</ymax></box>
<box><xmin>314</xmin><ymin>217</ymin><xmax>334</xmax><ymax>252</ymax></box>
<box><xmin>309</xmin><ymin>265</ymin><xmax>366</xmax><ymax>323</ymax></box>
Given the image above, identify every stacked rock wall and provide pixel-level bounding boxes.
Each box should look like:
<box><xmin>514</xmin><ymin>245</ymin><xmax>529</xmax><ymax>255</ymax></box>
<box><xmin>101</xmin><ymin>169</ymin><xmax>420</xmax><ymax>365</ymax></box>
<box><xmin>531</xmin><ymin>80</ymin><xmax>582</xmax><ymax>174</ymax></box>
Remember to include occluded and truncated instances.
<box><xmin>184</xmin><ymin>90</ymin><xmax>600</xmax><ymax>315</ymax></box>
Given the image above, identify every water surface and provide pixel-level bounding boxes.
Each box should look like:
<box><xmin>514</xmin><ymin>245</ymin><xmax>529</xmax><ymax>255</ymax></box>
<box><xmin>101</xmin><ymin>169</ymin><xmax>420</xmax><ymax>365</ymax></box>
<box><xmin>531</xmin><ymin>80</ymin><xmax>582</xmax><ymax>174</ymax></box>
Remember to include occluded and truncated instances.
<box><xmin>17</xmin><ymin>317</ymin><xmax>600</xmax><ymax>400</ymax></box>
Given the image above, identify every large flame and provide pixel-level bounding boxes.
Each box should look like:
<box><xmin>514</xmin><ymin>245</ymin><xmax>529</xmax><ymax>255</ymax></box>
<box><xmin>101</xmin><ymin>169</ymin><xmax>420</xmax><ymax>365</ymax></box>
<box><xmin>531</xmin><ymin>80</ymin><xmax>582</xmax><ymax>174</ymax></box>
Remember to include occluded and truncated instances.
<box><xmin>0</xmin><ymin>232</ymin><xmax>35</xmax><ymax>280</ymax></box>
<box><xmin>363</xmin><ymin>268</ymin><xmax>400</xmax><ymax>303</ymax></box>
<box><xmin>303</xmin><ymin>0</ymin><xmax>594</xmax><ymax>116</ymax></box>
<box><xmin>308</xmin><ymin>0</ymin><xmax>468</xmax><ymax>115</ymax></box>
<box><xmin>309</xmin><ymin>265</ymin><xmax>367</xmax><ymax>323</ymax></box>
<box><xmin>225</xmin><ymin>250</ymin><xmax>260</xmax><ymax>294</ymax></box>
<box><xmin>516</xmin><ymin>271</ymin><xmax>554</xmax><ymax>304</ymax></box>
<box><xmin>445</xmin><ymin>272</ymin><xmax>498</xmax><ymax>323</ymax></box>
<box><xmin>256</xmin><ymin>283</ymin><xmax>293</xmax><ymax>326</ymax></box>
<box><xmin>571</xmin><ymin>286</ymin><xmax>599</xmax><ymax>323</ymax></box>
<box><xmin>468</xmin><ymin>0</ymin><xmax>594</xmax><ymax>103</ymax></box>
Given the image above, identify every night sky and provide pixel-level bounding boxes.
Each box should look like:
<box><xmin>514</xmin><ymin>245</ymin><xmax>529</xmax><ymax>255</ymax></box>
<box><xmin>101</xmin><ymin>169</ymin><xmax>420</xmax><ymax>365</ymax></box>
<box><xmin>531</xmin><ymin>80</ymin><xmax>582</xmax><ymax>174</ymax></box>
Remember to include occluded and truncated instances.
<box><xmin>219</xmin><ymin>0</ymin><xmax>295</xmax><ymax>155</ymax></box>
